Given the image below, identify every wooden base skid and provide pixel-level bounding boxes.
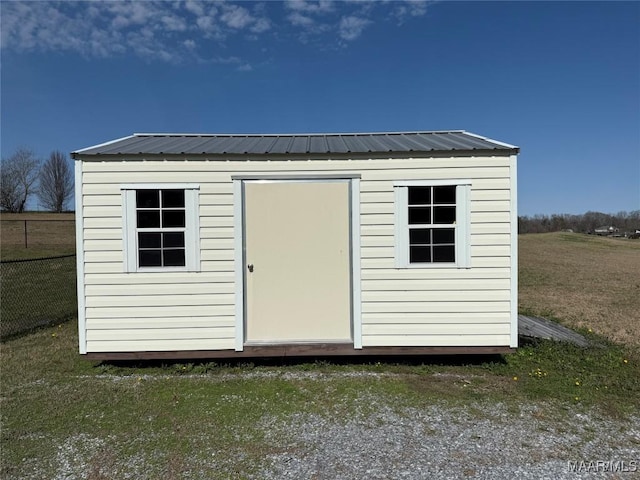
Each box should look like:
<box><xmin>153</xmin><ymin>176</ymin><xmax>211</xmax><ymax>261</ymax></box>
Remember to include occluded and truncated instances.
<box><xmin>85</xmin><ymin>344</ymin><xmax>515</xmax><ymax>361</ymax></box>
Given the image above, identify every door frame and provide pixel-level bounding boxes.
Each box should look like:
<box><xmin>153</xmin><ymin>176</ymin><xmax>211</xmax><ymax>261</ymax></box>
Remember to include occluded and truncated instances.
<box><xmin>232</xmin><ymin>174</ymin><xmax>362</xmax><ymax>351</ymax></box>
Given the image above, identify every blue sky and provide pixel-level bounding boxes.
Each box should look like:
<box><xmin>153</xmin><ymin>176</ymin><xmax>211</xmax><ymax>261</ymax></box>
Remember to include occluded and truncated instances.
<box><xmin>1</xmin><ymin>0</ymin><xmax>638</xmax><ymax>215</ymax></box>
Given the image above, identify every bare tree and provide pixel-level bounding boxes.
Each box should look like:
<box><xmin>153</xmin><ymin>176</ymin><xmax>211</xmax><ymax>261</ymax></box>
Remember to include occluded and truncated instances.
<box><xmin>38</xmin><ymin>150</ymin><xmax>74</xmax><ymax>212</ymax></box>
<box><xmin>0</xmin><ymin>147</ymin><xmax>40</xmax><ymax>213</ymax></box>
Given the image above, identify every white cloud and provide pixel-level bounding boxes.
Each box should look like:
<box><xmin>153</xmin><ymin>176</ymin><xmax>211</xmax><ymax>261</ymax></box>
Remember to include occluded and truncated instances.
<box><xmin>0</xmin><ymin>0</ymin><xmax>430</xmax><ymax>64</ymax></box>
<box><xmin>184</xmin><ymin>0</ymin><xmax>205</xmax><ymax>17</ymax></box>
<box><xmin>107</xmin><ymin>1</ymin><xmax>160</xmax><ymax>30</ymax></box>
<box><xmin>407</xmin><ymin>0</ymin><xmax>428</xmax><ymax>16</ymax></box>
<box><xmin>393</xmin><ymin>0</ymin><xmax>429</xmax><ymax>23</ymax></box>
<box><xmin>251</xmin><ymin>17</ymin><xmax>271</xmax><ymax>34</ymax></box>
<box><xmin>285</xmin><ymin>0</ymin><xmax>334</xmax><ymax>14</ymax></box>
<box><xmin>339</xmin><ymin>16</ymin><xmax>370</xmax><ymax>41</ymax></box>
<box><xmin>196</xmin><ymin>15</ymin><xmax>217</xmax><ymax>33</ymax></box>
<box><xmin>162</xmin><ymin>15</ymin><xmax>188</xmax><ymax>32</ymax></box>
<box><xmin>220</xmin><ymin>4</ymin><xmax>254</xmax><ymax>29</ymax></box>
<box><xmin>287</xmin><ymin>12</ymin><xmax>315</xmax><ymax>27</ymax></box>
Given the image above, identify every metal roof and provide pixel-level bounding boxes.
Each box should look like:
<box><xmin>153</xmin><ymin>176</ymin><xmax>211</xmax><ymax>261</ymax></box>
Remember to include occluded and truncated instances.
<box><xmin>72</xmin><ymin>131</ymin><xmax>519</xmax><ymax>157</ymax></box>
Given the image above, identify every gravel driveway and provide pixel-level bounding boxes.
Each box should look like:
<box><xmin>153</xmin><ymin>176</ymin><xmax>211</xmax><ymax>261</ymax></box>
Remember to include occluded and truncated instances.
<box><xmin>253</xmin><ymin>400</ymin><xmax>639</xmax><ymax>479</ymax></box>
<box><xmin>40</xmin><ymin>374</ymin><xmax>640</xmax><ymax>479</ymax></box>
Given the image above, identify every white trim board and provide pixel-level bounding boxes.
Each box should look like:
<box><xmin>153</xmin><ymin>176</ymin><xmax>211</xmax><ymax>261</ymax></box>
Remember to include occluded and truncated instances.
<box><xmin>233</xmin><ymin>179</ymin><xmax>245</xmax><ymax>351</ymax></box>
<box><xmin>74</xmin><ymin>161</ymin><xmax>87</xmax><ymax>354</ymax></box>
<box><xmin>72</xmin><ymin>134</ymin><xmax>135</xmax><ymax>154</ymax></box>
<box><xmin>509</xmin><ymin>154</ymin><xmax>519</xmax><ymax>348</ymax></box>
<box><xmin>351</xmin><ymin>178</ymin><xmax>362</xmax><ymax>349</ymax></box>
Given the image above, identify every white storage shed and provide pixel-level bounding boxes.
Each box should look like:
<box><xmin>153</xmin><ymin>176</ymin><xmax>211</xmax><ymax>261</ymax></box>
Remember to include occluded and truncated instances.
<box><xmin>72</xmin><ymin>130</ymin><xmax>519</xmax><ymax>360</ymax></box>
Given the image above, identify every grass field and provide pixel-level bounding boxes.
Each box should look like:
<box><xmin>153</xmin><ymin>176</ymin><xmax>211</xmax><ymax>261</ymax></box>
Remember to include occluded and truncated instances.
<box><xmin>1</xmin><ymin>212</ymin><xmax>75</xmax><ymax>260</ymax></box>
<box><xmin>1</xmin><ymin>231</ymin><xmax>639</xmax><ymax>478</ymax></box>
<box><xmin>519</xmin><ymin>232</ymin><xmax>640</xmax><ymax>345</ymax></box>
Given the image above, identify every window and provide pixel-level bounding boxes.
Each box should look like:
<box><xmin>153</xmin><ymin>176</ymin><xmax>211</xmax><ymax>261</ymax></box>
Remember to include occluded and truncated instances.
<box><xmin>394</xmin><ymin>180</ymin><xmax>470</xmax><ymax>268</ymax></box>
<box><xmin>122</xmin><ymin>184</ymin><xmax>200</xmax><ymax>272</ymax></box>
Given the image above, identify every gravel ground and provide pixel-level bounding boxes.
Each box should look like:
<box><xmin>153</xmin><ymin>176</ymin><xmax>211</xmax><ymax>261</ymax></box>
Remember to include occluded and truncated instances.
<box><xmin>253</xmin><ymin>402</ymin><xmax>639</xmax><ymax>480</ymax></box>
<box><xmin>18</xmin><ymin>374</ymin><xmax>640</xmax><ymax>479</ymax></box>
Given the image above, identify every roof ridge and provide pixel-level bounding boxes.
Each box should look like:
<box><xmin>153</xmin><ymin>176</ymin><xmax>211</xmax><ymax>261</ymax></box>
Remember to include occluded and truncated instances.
<box><xmin>132</xmin><ymin>130</ymin><xmax>468</xmax><ymax>138</ymax></box>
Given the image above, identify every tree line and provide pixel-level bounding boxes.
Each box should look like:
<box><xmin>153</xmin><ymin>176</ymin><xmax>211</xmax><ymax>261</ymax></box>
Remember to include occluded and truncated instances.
<box><xmin>519</xmin><ymin>211</ymin><xmax>640</xmax><ymax>234</ymax></box>
<box><xmin>1</xmin><ymin>147</ymin><xmax>73</xmax><ymax>213</ymax></box>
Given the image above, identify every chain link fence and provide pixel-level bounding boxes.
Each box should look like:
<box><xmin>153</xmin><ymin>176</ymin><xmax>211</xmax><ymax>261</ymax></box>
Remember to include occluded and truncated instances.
<box><xmin>1</xmin><ymin>219</ymin><xmax>75</xmax><ymax>248</ymax></box>
<box><xmin>1</xmin><ymin>255</ymin><xmax>77</xmax><ymax>339</ymax></box>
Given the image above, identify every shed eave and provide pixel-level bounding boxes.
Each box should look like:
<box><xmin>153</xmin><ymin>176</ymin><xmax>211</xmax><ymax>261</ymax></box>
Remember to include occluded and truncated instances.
<box><xmin>71</xmin><ymin>147</ymin><xmax>518</xmax><ymax>162</ymax></box>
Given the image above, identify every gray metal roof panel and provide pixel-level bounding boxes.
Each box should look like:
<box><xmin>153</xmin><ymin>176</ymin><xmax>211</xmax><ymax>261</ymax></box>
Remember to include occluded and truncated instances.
<box><xmin>101</xmin><ymin>135</ymin><xmax>150</xmax><ymax>154</ymax></box>
<box><xmin>72</xmin><ymin>131</ymin><xmax>519</xmax><ymax>157</ymax></box>
<box><xmin>269</xmin><ymin>136</ymin><xmax>293</xmax><ymax>154</ymax></box>
<box><xmin>326</xmin><ymin>135</ymin><xmax>350</xmax><ymax>153</ymax></box>
<box><xmin>290</xmin><ymin>135</ymin><xmax>310</xmax><ymax>153</ymax></box>
<box><xmin>414</xmin><ymin>133</ymin><xmax>460</xmax><ymax>150</ymax></box>
<box><xmin>361</xmin><ymin>135</ymin><xmax>394</xmax><ymax>152</ymax></box>
<box><xmin>446</xmin><ymin>131</ymin><xmax>497</xmax><ymax>150</ymax></box>
<box><xmin>308</xmin><ymin>135</ymin><xmax>329</xmax><ymax>153</ymax></box>
<box><xmin>341</xmin><ymin>135</ymin><xmax>369</xmax><ymax>152</ymax></box>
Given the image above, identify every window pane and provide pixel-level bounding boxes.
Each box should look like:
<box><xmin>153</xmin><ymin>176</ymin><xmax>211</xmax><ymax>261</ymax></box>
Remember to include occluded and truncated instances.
<box><xmin>433</xmin><ymin>228</ymin><xmax>455</xmax><ymax>244</ymax></box>
<box><xmin>162</xmin><ymin>190</ymin><xmax>185</xmax><ymax>208</ymax></box>
<box><xmin>137</xmin><ymin>210</ymin><xmax>160</xmax><ymax>228</ymax></box>
<box><xmin>408</xmin><ymin>207</ymin><xmax>431</xmax><ymax>225</ymax></box>
<box><xmin>136</xmin><ymin>190</ymin><xmax>159</xmax><ymax>208</ymax></box>
<box><xmin>139</xmin><ymin>249</ymin><xmax>162</xmax><ymax>267</ymax></box>
<box><xmin>163</xmin><ymin>249</ymin><xmax>185</xmax><ymax>267</ymax></box>
<box><xmin>409</xmin><ymin>228</ymin><xmax>431</xmax><ymax>245</ymax></box>
<box><xmin>408</xmin><ymin>186</ymin><xmax>431</xmax><ymax>205</ymax></box>
<box><xmin>410</xmin><ymin>246</ymin><xmax>431</xmax><ymax>263</ymax></box>
<box><xmin>433</xmin><ymin>245</ymin><xmax>455</xmax><ymax>262</ymax></box>
<box><xmin>139</xmin><ymin>232</ymin><xmax>161</xmax><ymax>248</ymax></box>
<box><xmin>163</xmin><ymin>232</ymin><xmax>185</xmax><ymax>248</ymax></box>
<box><xmin>433</xmin><ymin>206</ymin><xmax>456</xmax><ymax>224</ymax></box>
<box><xmin>162</xmin><ymin>210</ymin><xmax>185</xmax><ymax>228</ymax></box>
<box><xmin>433</xmin><ymin>186</ymin><xmax>456</xmax><ymax>204</ymax></box>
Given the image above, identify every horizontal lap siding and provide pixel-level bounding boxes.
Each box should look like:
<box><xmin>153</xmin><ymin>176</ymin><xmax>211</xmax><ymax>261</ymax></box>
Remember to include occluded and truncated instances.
<box><xmin>80</xmin><ymin>155</ymin><xmax>513</xmax><ymax>352</ymax></box>
<box><xmin>82</xmin><ymin>165</ymin><xmax>237</xmax><ymax>352</ymax></box>
<box><xmin>351</xmin><ymin>157</ymin><xmax>512</xmax><ymax>347</ymax></box>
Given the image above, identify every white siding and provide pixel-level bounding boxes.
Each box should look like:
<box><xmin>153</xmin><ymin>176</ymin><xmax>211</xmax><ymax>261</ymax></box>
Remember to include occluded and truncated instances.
<box><xmin>80</xmin><ymin>154</ymin><xmax>515</xmax><ymax>352</ymax></box>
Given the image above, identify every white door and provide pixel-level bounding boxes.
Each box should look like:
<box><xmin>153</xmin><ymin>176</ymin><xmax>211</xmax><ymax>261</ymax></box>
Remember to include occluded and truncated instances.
<box><xmin>244</xmin><ymin>180</ymin><xmax>352</xmax><ymax>343</ymax></box>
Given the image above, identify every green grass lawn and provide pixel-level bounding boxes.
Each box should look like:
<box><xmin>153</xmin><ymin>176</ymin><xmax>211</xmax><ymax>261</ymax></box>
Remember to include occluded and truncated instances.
<box><xmin>1</xmin><ymin>321</ymin><xmax>638</xmax><ymax>479</ymax></box>
<box><xmin>0</xmin><ymin>254</ymin><xmax>77</xmax><ymax>338</ymax></box>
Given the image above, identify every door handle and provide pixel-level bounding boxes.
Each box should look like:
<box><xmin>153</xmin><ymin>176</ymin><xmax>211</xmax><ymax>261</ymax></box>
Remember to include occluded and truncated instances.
<box><xmin>247</xmin><ymin>264</ymin><xmax>254</xmax><ymax>272</ymax></box>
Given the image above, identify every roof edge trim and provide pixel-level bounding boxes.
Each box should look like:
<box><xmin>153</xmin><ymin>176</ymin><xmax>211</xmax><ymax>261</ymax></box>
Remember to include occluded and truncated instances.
<box><xmin>71</xmin><ymin>134</ymin><xmax>137</xmax><ymax>157</ymax></box>
<box><xmin>463</xmin><ymin>131</ymin><xmax>519</xmax><ymax>151</ymax></box>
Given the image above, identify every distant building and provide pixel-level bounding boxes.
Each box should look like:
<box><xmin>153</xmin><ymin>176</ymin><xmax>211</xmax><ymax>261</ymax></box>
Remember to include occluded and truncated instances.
<box><xmin>594</xmin><ymin>226</ymin><xmax>619</xmax><ymax>236</ymax></box>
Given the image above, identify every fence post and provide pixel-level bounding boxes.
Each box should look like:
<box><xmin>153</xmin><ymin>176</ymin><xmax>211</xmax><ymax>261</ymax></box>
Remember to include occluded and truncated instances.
<box><xmin>24</xmin><ymin>220</ymin><xmax>28</xmax><ymax>248</ymax></box>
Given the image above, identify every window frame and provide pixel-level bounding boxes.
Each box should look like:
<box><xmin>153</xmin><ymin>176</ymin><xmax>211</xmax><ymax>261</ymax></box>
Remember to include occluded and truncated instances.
<box><xmin>394</xmin><ymin>180</ymin><xmax>471</xmax><ymax>269</ymax></box>
<box><xmin>121</xmin><ymin>183</ymin><xmax>200</xmax><ymax>273</ymax></box>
